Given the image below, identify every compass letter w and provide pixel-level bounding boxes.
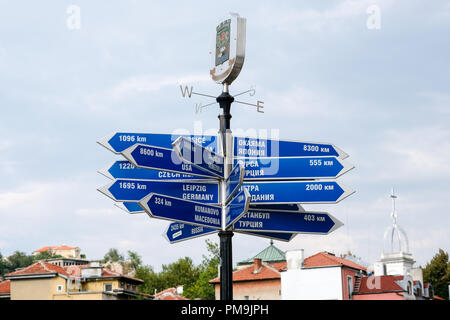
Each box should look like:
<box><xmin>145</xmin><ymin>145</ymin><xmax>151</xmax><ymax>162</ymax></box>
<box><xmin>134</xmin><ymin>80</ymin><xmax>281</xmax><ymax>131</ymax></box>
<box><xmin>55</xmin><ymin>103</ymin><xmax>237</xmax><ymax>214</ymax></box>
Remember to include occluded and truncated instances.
<box><xmin>180</xmin><ymin>85</ymin><xmax>193</xmax><ymax>98</ymax></box>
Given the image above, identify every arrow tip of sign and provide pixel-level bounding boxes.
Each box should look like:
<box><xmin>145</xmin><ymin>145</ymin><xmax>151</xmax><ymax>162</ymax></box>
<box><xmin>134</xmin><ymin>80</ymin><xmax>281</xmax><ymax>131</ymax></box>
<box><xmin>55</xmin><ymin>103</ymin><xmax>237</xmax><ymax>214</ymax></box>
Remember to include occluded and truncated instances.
<box><xmin>334</xmin><ymin>144</ymin><xmax>349</xmax><ymax>160</ymax></box>
<box><xmin>97</xmin><ymin>166</ymin><xmax>114</xmax><ymax>180</ymax></box>
<box><xmin>121</xmin><ymin>144</ymin><xmax>139</xmax><ymax>166</ymax></box>
<box><xmin>328</xmin><ymin>213</ymin><xmax>344</xmax><ymax>234</ymax></box>
<box><xmin>137</xmin><ymin>193</ymin><xmax>154</xmax><ymax>216</ymax></box>
<box><xmin>97</xmin><ymin>132</ymin><xmax>117</xmax><ymax>154</ymax></box>
<box><xmin>97</xmin><ymin>181</ymin><xmax>116</xmax><ymax>201</ymax></box>
<box><xmin>336</xmin><ymin>182</ymin><xmax>356</xmax><ymax>203</ymax></box>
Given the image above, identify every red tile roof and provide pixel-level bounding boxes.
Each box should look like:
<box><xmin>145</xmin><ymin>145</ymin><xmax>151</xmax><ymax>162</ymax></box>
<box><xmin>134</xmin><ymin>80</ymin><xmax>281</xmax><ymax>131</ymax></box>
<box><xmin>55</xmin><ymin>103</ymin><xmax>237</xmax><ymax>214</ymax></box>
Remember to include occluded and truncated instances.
<box><xmin>34</xmin><ymin>245</ymin><xmax>78</xmax><ymax>253</ymax></box>
<box><xmin>356</xmin><ymin>275</ymin><xmax>405</xmax><ymax>294</ymax></box>
<box><xmin>0</xmin><ymin>280</ymin><xmax>10</xmax><ymax>295</ymax></box>
<box><xmin>63</xmin><ymin>264</ymin><xmax>143</xmax><ymax>283</ymax></box>
<box><xmin>303</xmin><ymin>252</ymin><xmax>367</xmax><ymax>271</ymax></box>
<box><xmin>210</xmin><ymin>261</ymin><xmax>286</xmax><ymax>284</ymax></box>
<box><xmin>5</xmin><ymin>261</ymin><xmax>70</xmax><ymax>278</ymax></box>
<box><xmin>155</xmin><ymin>288</ymin><xmax>188</xmax><ymax>300</ymax></box>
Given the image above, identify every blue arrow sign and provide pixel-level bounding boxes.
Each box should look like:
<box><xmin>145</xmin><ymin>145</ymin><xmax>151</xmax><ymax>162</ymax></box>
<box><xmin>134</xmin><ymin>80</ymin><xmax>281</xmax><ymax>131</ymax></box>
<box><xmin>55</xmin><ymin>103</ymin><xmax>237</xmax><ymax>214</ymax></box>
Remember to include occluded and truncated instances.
<box><xmin>99</xmin><ymin>160</ymin><xmax>211</xmax><ymax>181</ymax></box>
<box><xmin>98</xmin><ymin>179</ymin><xmax>220</xmax><ymax>203</ymax></box>
<box><xmin>234</xmin><ymin>136</ymin><xmax>348</xmax><ymax>159</ymax></box>
<box><xmin>115</xmin><ymin>202</ymin><xmax>144</xmax><ymax>214</ymax></box>
<box><xmin>164</xmin><ymin>222</ymin><xmax>217</xmax><ymax>244</ymax></box>
<box><xmin>241</xmin><ymin>180</ymin><xmax>354</xmax><ymax>204</ymax></box>
<box><xmin>249</xmin><ymin>203</ymin><xmax>304</xmax><ymax>212</ymax></box>
<box><xmin>139</xmin><ymin>193</ymin><xmax>222</xmax><ymax>230</ymax></box>
<box><xmin>172</xmin><ymin>136</ymin><xmax>224</xmax><ymax>178</ymax></box>
<box><xmin>225</xmin><ymin>162</ymin><xmax>245</xmax><ymax>203</ymax></box>
<box><xmin>122</xmin><ymin>144</ymin><xmax>219</xmax><ymax>179</ymax></box>
<box><xmin>237</xmin><ymin>156</ymin><xmax>353</xmax><ymax>181</ymax></box>
<box><xmin>233</xmin><ymin>210</ymin><xmax>343</xmax><ymax>234</ymax></box>
<box><xmin>235</xmin><ymin>230</ymin><xmax>297</xmax><ymax>242</ymax></box>
<box><xmin>224</xmin><ymin>189</ymin><xmax>250</xmax><ymax>230</ymax></box>
<box><xmin>98</xmin><ymin>132</ymin><xmax>217</xmax><ymax>154</ymax></box>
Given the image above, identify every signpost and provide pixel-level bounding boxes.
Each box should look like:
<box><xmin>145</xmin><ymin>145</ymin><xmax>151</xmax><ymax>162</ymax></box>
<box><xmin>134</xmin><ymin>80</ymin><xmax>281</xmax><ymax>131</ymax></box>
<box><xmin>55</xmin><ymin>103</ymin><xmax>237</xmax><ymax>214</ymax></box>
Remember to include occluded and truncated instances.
<box><xmin>237</xmin><ymin>156</ymin><xmax>354</xmax><ymax>181</ymax></box>
<box><xmin>140</xmin><ymin>193</ymin><xmax>223</xmax><ymax>230</ymax></box>
<box><xmin>233</xmin><ymin>136</ymin><xmax>348</xmax><ymax>159</ymax></box>
<box><xmin>164</xmin><ymin>222</ymin><xmax>217</xmax><ymax>244</ymax></box>
<box><xmin>96</xmin><ymin>12</ymin><xmax>355</xmax><ymax>301</ymax></box>
<box><xmin>122</xmin><ymin>144</ymin><xmax>219</xmax><ymax>179</ymax></box>
<box><xmin>172</xmin><ymin>136</ymin><xmax>225</xmax><ymax>178</ymax></box>
<box><xmin>241</xmin><ymin>180</ymin><xmax>354</xmax><ymax>204</ymax></box>
<box><xmin>225</xmin><ymin>161</ymin><xmax>245</xmax><ymax>202</ymax></box>
<box><xmin>98</xmin><ymin>179</ymin><xmax>220</xmax><ymax>203</ymax></box>
<box><xmin>233</xmin><ymin>210</ymin><xmax>343</xmax><ymax>235</ymax></box>
<box><xmin>99</xmin><ymin>160</ymin><xmax>208</xmax><ymax>181</ymax></box>
<box><xmin>224</xmin><ymin>189</ymin><xmax>250</xmax><ymax>229</ymax></box>
<box><xmin>98</xmin><ymin>132</ymin><xmax>217</xmax><ymax>154</ymax></box>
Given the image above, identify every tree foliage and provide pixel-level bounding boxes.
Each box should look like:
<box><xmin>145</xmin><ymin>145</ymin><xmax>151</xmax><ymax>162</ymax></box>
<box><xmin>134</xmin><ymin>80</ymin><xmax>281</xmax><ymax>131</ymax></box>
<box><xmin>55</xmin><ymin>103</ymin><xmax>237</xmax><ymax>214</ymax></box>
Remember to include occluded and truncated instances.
<box><xmin>135</xmin><ymin>240</ymin><xmax>220</xmax><ymax>300</ymax></box>
<box><xmin>423</xmin><ymin>248</ymin><xmax>450</xmax><ymax>300</ymax></box>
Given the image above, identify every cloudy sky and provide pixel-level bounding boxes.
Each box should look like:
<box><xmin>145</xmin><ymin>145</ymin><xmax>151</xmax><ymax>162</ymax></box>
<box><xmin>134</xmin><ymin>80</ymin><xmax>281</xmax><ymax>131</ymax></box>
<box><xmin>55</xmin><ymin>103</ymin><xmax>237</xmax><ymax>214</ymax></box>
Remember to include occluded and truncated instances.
<box><xmin>0</xmin><ymin>0</ymin><xmax>449</xmax><ymax>271</ymax></box>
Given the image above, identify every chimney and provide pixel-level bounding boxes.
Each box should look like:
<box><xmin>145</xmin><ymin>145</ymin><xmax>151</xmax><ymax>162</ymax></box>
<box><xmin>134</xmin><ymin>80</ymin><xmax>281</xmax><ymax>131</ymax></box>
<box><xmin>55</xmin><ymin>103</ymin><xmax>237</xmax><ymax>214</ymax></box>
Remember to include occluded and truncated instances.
<box><xmin>253</xmin><ymin>258</ymin><xmax>262</xmax><ymax>274</ymax></box>
<box><xmin>286</xmin><ymin>249</ymin><xmax>304</xmax><ymax>270</ymax></box>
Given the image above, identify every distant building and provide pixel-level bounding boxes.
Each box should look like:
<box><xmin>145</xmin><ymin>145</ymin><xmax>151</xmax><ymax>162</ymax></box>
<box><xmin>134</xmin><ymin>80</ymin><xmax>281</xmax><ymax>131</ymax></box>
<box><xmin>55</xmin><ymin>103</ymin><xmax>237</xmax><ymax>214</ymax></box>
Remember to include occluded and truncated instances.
<box><xmin>281</xmin><ymin>250</ymin><xmax>368</xmax><ymax>300</ymax></box>
<box><xmin>2</xmin><ymin>260</ymin><xmax>150</xmax><ymax>300</ymax></box>
<box><xmin>155</xmin><ymin>286</ymin><xmax>188</xmax><ymax>300</ymax></box>
<box><xmin>33</xmin><ymin>245</ymin><xmax>81</xmax><ymax>259</ymax></box>
<box><xmin>352</xmin><ymin>189</ymin><xmax>435</xmax><ymax>300</ymax></box>
<box><xmin>210</xmin><ymin>240</ymin><xmax>287</xmax><ymax>300</ymax></box>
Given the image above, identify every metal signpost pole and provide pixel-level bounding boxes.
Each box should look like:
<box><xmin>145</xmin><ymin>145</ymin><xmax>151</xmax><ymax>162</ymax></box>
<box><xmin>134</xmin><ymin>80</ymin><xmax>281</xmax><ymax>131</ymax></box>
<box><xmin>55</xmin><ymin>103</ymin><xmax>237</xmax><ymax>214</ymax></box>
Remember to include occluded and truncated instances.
<box><xmin>218</xmin><ymin>83</ymin><xmax>234</xmax><ymax>300</ymax></box>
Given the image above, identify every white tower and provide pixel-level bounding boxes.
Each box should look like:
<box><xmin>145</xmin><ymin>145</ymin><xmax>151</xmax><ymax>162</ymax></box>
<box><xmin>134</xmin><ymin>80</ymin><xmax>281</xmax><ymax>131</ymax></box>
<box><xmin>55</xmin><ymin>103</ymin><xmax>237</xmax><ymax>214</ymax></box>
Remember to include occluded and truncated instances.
<box><xmin>374</xmin><ymin>188</ymin><xmax>415</xmax><ymax>276</ymax></box>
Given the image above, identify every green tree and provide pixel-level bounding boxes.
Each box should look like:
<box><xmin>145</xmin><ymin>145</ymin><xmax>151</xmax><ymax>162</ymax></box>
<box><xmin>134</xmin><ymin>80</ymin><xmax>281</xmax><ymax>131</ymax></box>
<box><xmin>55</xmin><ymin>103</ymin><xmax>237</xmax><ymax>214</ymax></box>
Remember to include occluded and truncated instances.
<box><xmin>102</xmin><ymin>248</ymin><xmax>125</xmax><ymax>263</ymax></box>
<box><xmin>32</xmin><ymin>251</ymin><xmax>63</xmax><ymax>262</ymax></box>
<box><xmin>159</xmin><ymin>257</ymin><xmax>200</xmax><ymax>291</ymax></box>
<box><xmin>0</xmin><ymin>252</ymin><xmax>8</xmax><ymax>278</ymax></box>
<box><xmin>127</xmin><ymin>251</ymin><xmax>142</xmax><ymax>270</ymax></box>
<box><xmin>4</xmin><ymin>251</ymin><xmax>34</xmax><ymax>274</ymax></box>
<box><xmin>423</xmin><ymin>248</ymin><xmax>450</xmax><ymax>300</ymax></box>
<box><xmin>184</xmin><ymin>239</ymin><xmax>220</xmax><ymax>300</ymax></box>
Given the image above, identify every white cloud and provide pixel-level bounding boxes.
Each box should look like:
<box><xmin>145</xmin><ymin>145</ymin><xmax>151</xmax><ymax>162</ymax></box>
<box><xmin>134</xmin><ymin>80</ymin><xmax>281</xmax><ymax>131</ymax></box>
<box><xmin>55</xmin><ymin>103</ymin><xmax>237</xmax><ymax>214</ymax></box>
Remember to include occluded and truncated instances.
<box><xmin>379</xmin><ymin>126</ymin><xmax>450</xmax><ymax>179</ymax></box>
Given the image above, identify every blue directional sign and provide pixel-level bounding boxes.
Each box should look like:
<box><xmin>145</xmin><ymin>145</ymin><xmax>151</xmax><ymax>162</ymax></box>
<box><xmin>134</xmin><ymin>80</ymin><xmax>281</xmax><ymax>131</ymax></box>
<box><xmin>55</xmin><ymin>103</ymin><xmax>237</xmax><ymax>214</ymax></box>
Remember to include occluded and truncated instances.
<box><xmin>98</xmin><ymin>179</ymin><xmax>220</xmax><ymax>203</ymax></box>
<box><xmin>115</xmin><ymin>202</ymin><xmax>144</xmax><ymax>214</ymax></box>
<box><xmin>234</xmin><ymin>136</ymin><xmax>348</xmax><ymax>159</ymax></box>
<box><xmin>249</xmin><ymin>203</ymin><xmax>304</xmax><ymax>212</ymax></box>
<box><xmin>241</xmin><ymin>180</ymin><xmax>354</xmax><ymax>204</ymax></box>
<box><xmin>225</xmin><ymin>162</ymin><xmax>245</xmax><ymax>203</ymax></box>
<box><xmin>122</xmin><ymin>144</ymin><xmax>219</xmax><ymax>179</ymax></box>
<box><xmin>164</xmin><ymin>222</ymin><xmax>217</xmax><ymax>244</ymax></box>
<box><xmin>234</xmin><ymin>230</ymin><xmax>297</xmax><ymax>242</ymax></box>
<box><xmin>224</xmin><ymin>189</ymin><xmax>250</xmax><ymax>229</ymax></box>
<box><xmin>237</xmin><ymin>156</ymin><xmax>354</xmax><ymax>181</ymax></box>
<box><xmin>98</xmin><ymin>132</ymin><xmax>217</xmax><ymax>154</ymax></box>
<box><xmin>172</xmin><ymin>136</ymin><xmax>224</xmax><ymax>178</ymax></box>
<box><xmin>140</xmin><ymin>193</ymin><xmax>222</xmax><ymax>230</ymax></box>
<box><xmin>99</xmin><ymin>160</ymin><xmax>211</xmax><ymax>181</ymax></box>
<box><xmin>233</xmin><ymin>210</ymin><xmax>343</xmax><ymax>235</ymax></box>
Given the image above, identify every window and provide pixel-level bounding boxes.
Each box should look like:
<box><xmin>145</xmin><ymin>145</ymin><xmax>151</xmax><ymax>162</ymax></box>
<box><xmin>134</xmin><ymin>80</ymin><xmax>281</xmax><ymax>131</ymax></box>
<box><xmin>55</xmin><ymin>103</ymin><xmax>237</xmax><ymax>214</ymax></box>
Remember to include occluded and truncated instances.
<box><xmin>132</xmin><ymin>285</ymin><xmax>136</xmax><ymax>292</ymax></box>
<box><xmin>244</xmin><ymin>296</ymin><xmax>249</xmax><ymax>300</ymax></box>
<box><xmin>104</xmin><ymin>283</ymin><xmax>113</xmax><ymax>292</ymax></box>
<box><xmin>56</xmin><ymin>285</ymin><xmax>63</xmax><ymax>292</ymax></box>
<box><xmin>407</xmin><ymin>282</ymin><xmax>412</xmax><ymax>295</ymax></box>
<box><xmin>347</xmin><ymin>276</ymin><xmax>353</xmax><ymax>300</ymax></box>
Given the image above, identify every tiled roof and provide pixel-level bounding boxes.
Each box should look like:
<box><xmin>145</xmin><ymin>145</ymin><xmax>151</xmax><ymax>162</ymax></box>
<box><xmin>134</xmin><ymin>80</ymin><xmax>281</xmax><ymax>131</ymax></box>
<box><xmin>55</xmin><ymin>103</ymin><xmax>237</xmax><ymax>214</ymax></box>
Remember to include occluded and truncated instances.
<box><xmin>155</xmin><ymin>288</ymin><xmax>188</xmax><ymax>300</ymax></box>
<box><xmin>0</xmin><ymin>280</ymin><xmax>10</xmax><ymax>295</ymax></box>
<box><xmin>356</xmin><ymin>275</ymin><xmax>405</xmax><ymax>294</ymax></box>
<box><xmin>210</xmin><ymin>261</ymin><xmax>286</xmax><ymax>284</ymax></box>
<box><xmin>64</xmin><ymin>264</ymin><xmax>143</xmax><ymax>283</ymax></box>
<box><xmin>34</xmin><ymin>245</ymin><xmax>78</xmax><ymax>253</ymax></box>
<box><xmin>303</xmin><ymin>252</ymin><xmax>367</xmax><ymax>271</ymax></box>
<box><xmin>5</xmin><ymin>261</ymin><xmax>70</xmax><ymax>278</ymax></box>
<box><xmin>238</xmin><ymin>243</ymin><xmax>286</xmax><ymax>265</ymax></box>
